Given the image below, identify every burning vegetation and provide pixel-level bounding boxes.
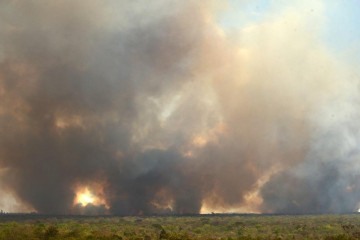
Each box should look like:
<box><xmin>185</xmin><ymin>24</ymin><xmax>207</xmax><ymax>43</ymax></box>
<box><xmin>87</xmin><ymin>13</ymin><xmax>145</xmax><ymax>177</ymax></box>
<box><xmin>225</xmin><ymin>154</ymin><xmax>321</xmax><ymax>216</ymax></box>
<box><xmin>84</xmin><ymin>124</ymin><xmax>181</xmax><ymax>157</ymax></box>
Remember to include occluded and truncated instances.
<box><xmin>0</xmin><ymin>0</ymin><xmax>359</xmax><ymax>215</ymax></box>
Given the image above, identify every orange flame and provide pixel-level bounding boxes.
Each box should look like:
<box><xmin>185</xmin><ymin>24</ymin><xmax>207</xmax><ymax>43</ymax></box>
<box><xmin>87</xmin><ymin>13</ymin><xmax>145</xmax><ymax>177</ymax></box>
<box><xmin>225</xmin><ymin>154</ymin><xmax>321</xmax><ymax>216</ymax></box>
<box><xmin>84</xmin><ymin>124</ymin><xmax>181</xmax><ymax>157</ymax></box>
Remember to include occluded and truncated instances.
<box><xmin>73</xmin><ymin>184</ymin><xmax>108</xmax><ymax>208</ymax></box>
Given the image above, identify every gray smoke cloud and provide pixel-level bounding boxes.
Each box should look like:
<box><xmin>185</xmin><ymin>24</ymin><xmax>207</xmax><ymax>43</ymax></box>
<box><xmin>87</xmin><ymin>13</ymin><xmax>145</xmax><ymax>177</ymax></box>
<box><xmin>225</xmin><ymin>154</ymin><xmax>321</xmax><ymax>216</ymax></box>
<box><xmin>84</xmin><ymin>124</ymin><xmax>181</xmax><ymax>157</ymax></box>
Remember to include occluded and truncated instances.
<box><xmin>0</xmin><ymin>0</ymin><xmax>359</xmax><ymax>214</ymax></box>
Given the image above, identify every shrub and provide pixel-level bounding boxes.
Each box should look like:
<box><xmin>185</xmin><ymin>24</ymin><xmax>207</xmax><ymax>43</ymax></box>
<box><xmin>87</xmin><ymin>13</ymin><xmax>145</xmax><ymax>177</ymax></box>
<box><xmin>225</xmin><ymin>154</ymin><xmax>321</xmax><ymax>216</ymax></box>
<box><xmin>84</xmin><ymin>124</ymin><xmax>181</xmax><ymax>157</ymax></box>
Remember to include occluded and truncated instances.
<box><xmin>44</xmin><ymin>225</ymin><xmax>59</xmax><ymax>239</ymax></box>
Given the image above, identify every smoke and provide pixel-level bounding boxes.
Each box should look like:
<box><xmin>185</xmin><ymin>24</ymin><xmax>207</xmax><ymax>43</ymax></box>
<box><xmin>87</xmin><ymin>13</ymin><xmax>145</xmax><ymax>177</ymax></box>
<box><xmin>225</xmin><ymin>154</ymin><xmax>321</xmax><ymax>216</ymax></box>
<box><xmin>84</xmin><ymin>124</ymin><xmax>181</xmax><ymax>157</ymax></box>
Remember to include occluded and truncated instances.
<box><xmin>0</xmin><ymin>0</ymin><xmax>359</xmax><ymax>214</ymax></box>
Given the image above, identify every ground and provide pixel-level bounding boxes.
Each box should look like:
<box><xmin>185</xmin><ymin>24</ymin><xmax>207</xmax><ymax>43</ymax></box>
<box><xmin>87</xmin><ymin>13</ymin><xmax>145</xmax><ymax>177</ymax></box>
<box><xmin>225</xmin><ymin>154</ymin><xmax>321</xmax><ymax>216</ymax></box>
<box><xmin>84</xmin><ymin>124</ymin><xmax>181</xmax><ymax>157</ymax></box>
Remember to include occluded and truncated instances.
<box><xmin>0</xmin><ymin>214</ymin><xmax>359</xmax><ymax>240</ymax></box>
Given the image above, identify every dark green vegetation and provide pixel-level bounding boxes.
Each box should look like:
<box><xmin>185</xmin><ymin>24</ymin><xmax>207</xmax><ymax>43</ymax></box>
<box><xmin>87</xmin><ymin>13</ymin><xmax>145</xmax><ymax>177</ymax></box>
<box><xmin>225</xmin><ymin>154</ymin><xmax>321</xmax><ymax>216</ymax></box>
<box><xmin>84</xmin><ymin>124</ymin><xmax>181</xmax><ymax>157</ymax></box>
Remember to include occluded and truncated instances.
<box><xmin>0</xmin><ymin>214</ymin><xmax>359</xmax><ymax>240</ymax></box>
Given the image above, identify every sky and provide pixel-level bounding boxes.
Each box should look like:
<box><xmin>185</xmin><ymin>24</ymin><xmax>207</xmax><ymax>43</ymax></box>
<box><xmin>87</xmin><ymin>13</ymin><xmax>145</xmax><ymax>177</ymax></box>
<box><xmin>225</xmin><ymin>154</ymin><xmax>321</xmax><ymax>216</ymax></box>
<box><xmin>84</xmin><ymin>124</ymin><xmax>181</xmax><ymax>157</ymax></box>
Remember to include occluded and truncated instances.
<box><xmin>0</xmin><ymin>0</ymin><xmax>359</xmax><ymax>215</ymax></box>
<box><xmin>220</xmin><ymin>0</ymin><xmax>360</xmax><ymax>53</ymax></box>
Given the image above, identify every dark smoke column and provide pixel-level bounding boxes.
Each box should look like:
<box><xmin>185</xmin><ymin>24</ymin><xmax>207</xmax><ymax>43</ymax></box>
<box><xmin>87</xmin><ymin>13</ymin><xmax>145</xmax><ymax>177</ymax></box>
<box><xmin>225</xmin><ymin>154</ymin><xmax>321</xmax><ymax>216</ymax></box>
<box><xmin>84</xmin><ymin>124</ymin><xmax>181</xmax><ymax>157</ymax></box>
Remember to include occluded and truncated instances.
<box><xmin>0</xmin><ymin>0</ymin><xmax>207</xmax><ymax>214</ymax></box>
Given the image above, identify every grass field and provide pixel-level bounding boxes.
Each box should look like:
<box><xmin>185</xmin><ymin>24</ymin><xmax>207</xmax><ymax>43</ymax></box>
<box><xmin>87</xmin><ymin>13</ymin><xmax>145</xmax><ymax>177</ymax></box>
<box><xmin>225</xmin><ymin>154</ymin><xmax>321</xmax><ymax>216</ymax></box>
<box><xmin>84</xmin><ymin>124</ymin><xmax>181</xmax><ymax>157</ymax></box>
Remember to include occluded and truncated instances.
<box><xmin>0</xmin><ymin>214</ymin><xmax>359</xmax><ymax>240</ymax></box>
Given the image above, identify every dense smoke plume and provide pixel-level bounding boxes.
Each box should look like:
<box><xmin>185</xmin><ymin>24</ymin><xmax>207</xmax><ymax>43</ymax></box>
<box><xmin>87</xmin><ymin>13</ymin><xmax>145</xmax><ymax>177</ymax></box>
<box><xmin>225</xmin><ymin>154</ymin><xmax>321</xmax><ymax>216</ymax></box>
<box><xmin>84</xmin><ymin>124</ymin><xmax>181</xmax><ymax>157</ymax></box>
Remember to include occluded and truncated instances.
<box><xmin>0</xmin><ymin>0</ymin><xmax>359</xmax><ymax>214</ymax></box>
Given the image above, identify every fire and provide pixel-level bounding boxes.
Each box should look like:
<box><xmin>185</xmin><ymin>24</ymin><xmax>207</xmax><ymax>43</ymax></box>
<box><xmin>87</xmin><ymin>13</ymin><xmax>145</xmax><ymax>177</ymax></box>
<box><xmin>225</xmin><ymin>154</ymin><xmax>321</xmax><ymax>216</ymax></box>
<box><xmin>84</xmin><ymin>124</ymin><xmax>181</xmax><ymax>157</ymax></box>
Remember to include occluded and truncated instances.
<box><xmin>73</xmin><ymin>185</ymin><xmax>107</xmax><ymax>207</ymax></box>
<box><xmin>76</xmin><ymin>188</ymin><xmax>95</xmax><ymax>206</ymax></box>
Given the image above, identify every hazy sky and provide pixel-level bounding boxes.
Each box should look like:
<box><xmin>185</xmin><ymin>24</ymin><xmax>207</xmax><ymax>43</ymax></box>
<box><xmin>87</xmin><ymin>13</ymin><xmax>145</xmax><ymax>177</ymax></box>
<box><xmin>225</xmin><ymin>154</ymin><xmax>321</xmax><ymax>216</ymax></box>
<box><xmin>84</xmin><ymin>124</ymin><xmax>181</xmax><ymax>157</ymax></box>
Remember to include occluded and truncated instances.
<box><xmin>220</xmin><ymin>0</ymin><xmax>360</xmax><ymax>52</ymax></box>
<box><xmin>219</xmin><ymin>0</ymin><xmax>360</xmax><ymax>57</ymax></box>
